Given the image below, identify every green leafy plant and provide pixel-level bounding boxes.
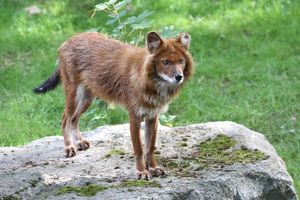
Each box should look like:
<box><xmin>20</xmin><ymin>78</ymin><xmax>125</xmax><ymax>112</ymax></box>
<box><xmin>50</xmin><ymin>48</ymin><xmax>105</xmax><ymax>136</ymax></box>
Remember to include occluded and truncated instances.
<box><xmin>159</xmin><ymin>25</ymin><xmax>180</xmax><ymax>38</ymax></box>
<box><xmin>159</xmin><ymin>114</ymin><xmax>176</xmax><ymax>127</ymax></box>
<box><xmin>93</xmin><ymin>0</ymin><xmax>153</xmax><ymax>45</ymax></box>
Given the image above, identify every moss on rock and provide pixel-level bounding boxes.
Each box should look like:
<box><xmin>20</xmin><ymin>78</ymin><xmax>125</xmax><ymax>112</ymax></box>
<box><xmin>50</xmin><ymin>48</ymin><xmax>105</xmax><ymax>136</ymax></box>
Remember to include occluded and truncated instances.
<box><xmin>57</xmin><ymin>180</ymin><xmax>161</xmax><ymax>196</ymax></box>
<box><xmin>158</xmin><ymin>134</ymin><xmax>268</xmax><ymax>176</ymax></box>
<box><xmin>176</xmin><ymin>142</ymin><xmax>188</xmax><ymax>147</ymax></box>
<box><xmin>117</xmin><ymin>180</ymin><xmax>161</xmax><ymax>188</ymax></box>
<box><xmin>1</xmin><ymin>195</ymin><xmax>20</xmax><ymax>200</ymax></box>
<box><xmin>57</xmin><ymin>184</ymin><xmax>108</xmax><ymax>197</ymax></box>
<box><xmin>104</xmin><ymin>149</ymin><xmax>126</xmax><ymax>158</ymax></box>
<box><xmin>157</xmin><ymin>156</ymin><xmax>179</xmax><ymax>169</ymax></box>
<box><xmin>194</xmin><ymin>134</ymin><xmax>268</xmax><ymax>167</ymax></box>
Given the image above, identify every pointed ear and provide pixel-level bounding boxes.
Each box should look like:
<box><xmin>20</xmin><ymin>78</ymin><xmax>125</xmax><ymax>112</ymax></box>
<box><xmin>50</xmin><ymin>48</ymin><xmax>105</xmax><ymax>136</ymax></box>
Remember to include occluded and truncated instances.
<box><xmin>146</xmin><ymin>32</ymin><xmax>163</xmax><ymax>53</ymax></box>
<box><xmin>177</xmin><ymin>33</ymin><xmax>191</xmax><ymax>49</ymax></box>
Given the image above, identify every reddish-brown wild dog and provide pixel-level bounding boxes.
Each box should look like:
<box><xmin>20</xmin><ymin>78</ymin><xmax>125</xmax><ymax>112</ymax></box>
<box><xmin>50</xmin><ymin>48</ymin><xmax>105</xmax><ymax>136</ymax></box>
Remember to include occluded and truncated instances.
<box><xmin>33</xmin><ymin>31</ymin><xmax>193</xmax><ymax>179</ymax></box>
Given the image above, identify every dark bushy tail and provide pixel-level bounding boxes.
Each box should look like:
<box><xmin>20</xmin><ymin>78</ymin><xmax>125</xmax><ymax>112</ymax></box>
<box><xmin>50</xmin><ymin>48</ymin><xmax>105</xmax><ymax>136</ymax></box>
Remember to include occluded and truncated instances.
<box><xmin>33</xmin><ymin>68</ymin><xmax>60</xmax><ymax>94</ymax></box>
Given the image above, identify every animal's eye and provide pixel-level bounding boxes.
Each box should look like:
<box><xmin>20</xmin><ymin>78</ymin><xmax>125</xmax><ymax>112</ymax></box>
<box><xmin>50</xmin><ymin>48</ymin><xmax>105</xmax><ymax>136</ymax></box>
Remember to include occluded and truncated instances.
<box><xmin>162</xmin><ymin>60</ymin><xmax>169</xmax><ymax>65</ymax></box>
<box><xmin>179</xmin><ymin>59</ymin><xmax>185</xmax><ymax>63</ymax></box>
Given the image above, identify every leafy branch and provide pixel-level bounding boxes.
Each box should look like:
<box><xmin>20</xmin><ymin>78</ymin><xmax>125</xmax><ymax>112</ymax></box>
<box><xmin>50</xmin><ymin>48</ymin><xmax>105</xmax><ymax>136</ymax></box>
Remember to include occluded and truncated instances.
<box><xmin>93</xmin><ymin>0</ymin><xmax>153</xmax><ymax>45</ymax></box>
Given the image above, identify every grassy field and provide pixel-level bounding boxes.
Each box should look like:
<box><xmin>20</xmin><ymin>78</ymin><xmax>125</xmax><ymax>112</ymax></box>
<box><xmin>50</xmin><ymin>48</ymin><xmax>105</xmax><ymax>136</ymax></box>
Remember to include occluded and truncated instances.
<box><xmin>0</xmin><ymin>0</ymin><xmax>299</xmax><ymax>194</ymax></box>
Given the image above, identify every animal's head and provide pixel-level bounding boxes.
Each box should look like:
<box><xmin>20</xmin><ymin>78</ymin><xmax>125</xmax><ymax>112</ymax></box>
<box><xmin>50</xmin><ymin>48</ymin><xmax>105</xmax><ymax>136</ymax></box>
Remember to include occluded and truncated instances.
<box><xmin>146</xmin><ymin>31</ymin><xmax>193</xmax><ymax>84</ymax></box>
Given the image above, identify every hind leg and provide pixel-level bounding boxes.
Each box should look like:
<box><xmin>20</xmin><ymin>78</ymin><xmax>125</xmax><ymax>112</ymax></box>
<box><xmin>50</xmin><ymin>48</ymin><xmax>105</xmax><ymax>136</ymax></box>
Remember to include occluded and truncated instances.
<box><xmin>62</xmin><ymin>84</ymin><xmax>92</xmax><ymax>157</ymax></box>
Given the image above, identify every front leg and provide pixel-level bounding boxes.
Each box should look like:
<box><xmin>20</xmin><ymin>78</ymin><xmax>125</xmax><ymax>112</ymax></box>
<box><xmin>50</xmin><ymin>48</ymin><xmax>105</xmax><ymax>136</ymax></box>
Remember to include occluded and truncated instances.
<box><xmin>144</xmin><ymin>115</ymin><xmax>165</xmax><ymax>176</ymax></box>
<box><xmin>129</xmin><ymin>112</ymin><xmax>151</xmax><ymax>180</ymax></box>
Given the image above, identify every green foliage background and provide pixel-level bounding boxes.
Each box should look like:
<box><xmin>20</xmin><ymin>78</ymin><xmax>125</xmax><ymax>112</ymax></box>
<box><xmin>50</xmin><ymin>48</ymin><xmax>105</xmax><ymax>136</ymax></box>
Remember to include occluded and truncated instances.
<box><xmin>0</xmin><ymin>0</ymin><xmax>299</xmax><ymax>194</ymax></box>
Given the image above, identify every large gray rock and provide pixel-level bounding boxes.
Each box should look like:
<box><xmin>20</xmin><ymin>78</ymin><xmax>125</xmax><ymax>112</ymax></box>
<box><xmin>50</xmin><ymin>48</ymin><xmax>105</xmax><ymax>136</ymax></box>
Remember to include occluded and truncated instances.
<box><xmin>0</xmin><ymin>122</ymin><xmax>297</xmax><ymax>200</ymax></box>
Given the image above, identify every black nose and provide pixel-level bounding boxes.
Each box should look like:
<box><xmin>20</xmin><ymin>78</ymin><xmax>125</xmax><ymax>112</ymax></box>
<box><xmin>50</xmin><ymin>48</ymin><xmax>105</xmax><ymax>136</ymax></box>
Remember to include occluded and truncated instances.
<box><xmin>175</xmin><ymin>74</ymin><xmax>183</xmax><ymax>82</ymax></box>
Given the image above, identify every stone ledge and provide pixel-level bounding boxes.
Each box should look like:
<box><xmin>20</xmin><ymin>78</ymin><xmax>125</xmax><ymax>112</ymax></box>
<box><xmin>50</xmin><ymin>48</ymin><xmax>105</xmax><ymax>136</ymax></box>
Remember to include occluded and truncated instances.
<box><xmin>0</xmin><ymin>121</ymin><xmax>297</xmax><ymax>200</ymax></box>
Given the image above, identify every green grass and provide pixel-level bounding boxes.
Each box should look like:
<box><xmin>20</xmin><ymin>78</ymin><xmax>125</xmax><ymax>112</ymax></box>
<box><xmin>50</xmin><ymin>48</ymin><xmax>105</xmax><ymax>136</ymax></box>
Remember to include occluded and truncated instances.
<box><xmin>0</xmin><ymin>0</ymin><xmax>299</xmax><ymax>195</ymax></box>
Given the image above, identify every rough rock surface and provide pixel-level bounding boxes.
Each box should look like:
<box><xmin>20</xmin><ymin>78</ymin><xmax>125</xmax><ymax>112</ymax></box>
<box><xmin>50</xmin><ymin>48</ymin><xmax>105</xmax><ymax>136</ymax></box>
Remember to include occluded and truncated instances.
<box><xmin>0</xmin><ymin>121</ymin><xmax>297</xmax><ymax>200</ymax></box>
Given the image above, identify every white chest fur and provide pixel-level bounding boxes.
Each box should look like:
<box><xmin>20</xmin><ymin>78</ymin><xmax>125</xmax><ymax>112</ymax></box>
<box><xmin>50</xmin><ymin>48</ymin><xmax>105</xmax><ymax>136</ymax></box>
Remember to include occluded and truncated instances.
<box><xmin>135</xmin><ymin>105</ymin><xmax>168</xmax><ymax>118</ymax></box>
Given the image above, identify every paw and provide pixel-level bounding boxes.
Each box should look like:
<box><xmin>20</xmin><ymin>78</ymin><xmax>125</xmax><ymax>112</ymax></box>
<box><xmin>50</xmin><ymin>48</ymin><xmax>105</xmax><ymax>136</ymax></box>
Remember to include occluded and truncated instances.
<box><xmin>137</xmin><ymin>170</ymin><xmax>151</xmax><ymax>180</ymax></box>
<box><xmin>148</xmin><ymin>167</ymin><xmax>165</xmax><ymax>177</ymax></box>
<box><xmin>65</xmin><ymin>145</ymin><xmax>77</xmax><ymax>157</ymax></box>
<box><xmin>77</xmin><ymin>139</ymin><xmax>90</xmax><ymax>151</ymax></box>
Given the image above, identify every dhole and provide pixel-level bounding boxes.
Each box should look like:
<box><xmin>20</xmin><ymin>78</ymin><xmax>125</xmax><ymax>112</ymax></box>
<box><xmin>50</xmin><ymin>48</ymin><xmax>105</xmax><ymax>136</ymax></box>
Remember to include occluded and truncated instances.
<box><xmin>33</xmin><ymin>31</ymin><xmax>193</xmax><ymax>179</ymax></box>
